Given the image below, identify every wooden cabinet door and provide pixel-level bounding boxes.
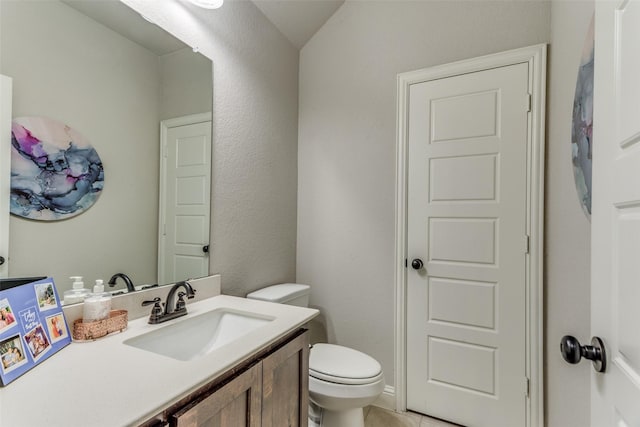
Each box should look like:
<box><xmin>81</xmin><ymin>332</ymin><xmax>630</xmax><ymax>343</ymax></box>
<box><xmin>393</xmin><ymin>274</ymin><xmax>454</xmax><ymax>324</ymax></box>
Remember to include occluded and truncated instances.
<box><xmin>171</xmin><ymin>363</ymin><xmax>262</xmax><ymax>427</ymax></box>
<box><xmin>261</xmin><ymin>331</ymin><xmax>309</xmax><ymax>427</ymax></box>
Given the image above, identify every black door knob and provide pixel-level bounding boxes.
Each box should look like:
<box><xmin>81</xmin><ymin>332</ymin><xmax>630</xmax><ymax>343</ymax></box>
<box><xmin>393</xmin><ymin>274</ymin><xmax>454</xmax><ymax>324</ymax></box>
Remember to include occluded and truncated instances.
<box><xmin>202</xmin><ymin>245</ymin><xmax>209</xmax><ymax>253</ymax></box>
<box><xmin>0</xmin><ymin>256</ymin><xmax>4</xmax><ymax>266</ymax></box>
<box><xmin>411</xmin><ymin>258</ymin><xmax>424</xmax><ymax>270</ymax></box>
<box><xmin>560</xmin><ymin>335</ymin><xmax>607</xmax><ymax>373</ymax></box>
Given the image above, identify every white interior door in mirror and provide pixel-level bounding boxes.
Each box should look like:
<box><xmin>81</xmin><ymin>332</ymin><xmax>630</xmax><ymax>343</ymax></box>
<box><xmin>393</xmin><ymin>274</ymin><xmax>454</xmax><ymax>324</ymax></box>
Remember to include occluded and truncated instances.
<box><xmin>158</xmin><ymin>113</ymin><xmax>212</xmax><ymax>285</ymax></box>
<box><xmin>0</xmin><ymin>75</ymin><xmax>11</xmax><ymax>278</ymax></box>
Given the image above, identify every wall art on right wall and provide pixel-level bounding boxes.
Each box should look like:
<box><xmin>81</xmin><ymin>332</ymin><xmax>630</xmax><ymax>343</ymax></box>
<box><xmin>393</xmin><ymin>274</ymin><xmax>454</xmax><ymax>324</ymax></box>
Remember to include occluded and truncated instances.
<box><xmin>571</xmin><ymin>14</ymin><xmax>594</xmax><ymax>219</ymax></box>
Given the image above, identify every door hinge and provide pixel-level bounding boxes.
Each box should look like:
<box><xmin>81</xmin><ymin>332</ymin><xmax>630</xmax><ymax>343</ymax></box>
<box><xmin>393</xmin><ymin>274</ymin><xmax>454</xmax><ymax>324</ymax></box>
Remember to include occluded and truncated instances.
<box><xmin>524</xmin><ymin>235</ymin><xmax>530</xmax><ymax>254</ymax></box>
<box><xmin>524</xmin><ymin>377</ymin><xmax>530</xmax><ymax>398</ymax></box>
<box><xmin>527</xmin><ymin>93</ymin><xmax>532</xmax><ymax>112</ymax></box>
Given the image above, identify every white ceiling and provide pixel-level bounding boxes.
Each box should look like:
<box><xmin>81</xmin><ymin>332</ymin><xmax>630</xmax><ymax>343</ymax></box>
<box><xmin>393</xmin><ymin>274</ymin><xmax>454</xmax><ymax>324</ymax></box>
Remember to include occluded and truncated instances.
<box><xmin>62</xmin><ymin>0</ymin><xmax>187</xmax><ymax>56</ymax></box>
<box><xmin>63</xmin><ymin>0</ymin><xmax>343</xmax><ymax>54</ymax></box>
<box><xmin>251</xmin><ymin>0</ymin><xmax>344</xmax><ymax>49</ymax></box>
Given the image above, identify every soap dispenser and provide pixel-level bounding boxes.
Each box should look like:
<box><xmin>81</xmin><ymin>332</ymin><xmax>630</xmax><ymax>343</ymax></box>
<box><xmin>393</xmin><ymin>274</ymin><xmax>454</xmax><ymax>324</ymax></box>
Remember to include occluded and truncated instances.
<box><xmin>83</xmin><ymin>280</ymin><xmax>112</xmax><ymax>323</ymax></box>
<box><xmin>63</xmin><ymin>276</ymin><xmax>90</xmax><ymax>305</ymax></box>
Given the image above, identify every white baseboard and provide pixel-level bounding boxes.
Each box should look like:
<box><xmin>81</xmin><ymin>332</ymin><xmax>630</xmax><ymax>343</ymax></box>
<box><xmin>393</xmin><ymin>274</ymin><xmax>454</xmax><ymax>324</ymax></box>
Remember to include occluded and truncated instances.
<box><xmin>371</xmin><ymin>385</ymin><xmax>395</xmax><ymax>411</ymax></box>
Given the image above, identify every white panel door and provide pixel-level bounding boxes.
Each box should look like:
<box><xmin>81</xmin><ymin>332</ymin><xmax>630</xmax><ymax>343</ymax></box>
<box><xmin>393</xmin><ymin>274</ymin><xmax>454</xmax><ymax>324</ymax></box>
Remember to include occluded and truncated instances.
<box><xmin>158</xmin><ymin>118</ymin><xmax>211</xmax><ymax>285</ymax></box>
<box><xmin>0</xmin><ymin>75</ymin><xmax>12</xmax><ymax>278</ymax></box>
<box><xmin>407</xmin><ymin>63</ymin><xmax>530</xmax><ymax>427</ymax></box>
<box><xmin>591</xmin><ymin>1</ymin><xmax>640</xmax><ymax>425</ymax></box>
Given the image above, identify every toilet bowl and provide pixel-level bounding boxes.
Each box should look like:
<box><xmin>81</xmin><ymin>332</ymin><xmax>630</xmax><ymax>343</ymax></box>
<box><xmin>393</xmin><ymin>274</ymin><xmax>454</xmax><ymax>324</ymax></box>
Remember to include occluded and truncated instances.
<box><xmin>308</xmin><ymin>343</ymin><xmax>385</xmax><ymax>427</ymax></box>
<box><xmin>246</xmin><ymin>284</ymin><xmax>385</xmax><ymax>427</ymax></box>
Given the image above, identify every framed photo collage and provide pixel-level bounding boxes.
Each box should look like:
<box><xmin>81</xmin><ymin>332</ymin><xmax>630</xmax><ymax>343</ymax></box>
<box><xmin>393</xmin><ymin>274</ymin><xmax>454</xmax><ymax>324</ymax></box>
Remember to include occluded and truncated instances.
<box><xmin>0</xmin><ymin>277</ymin><xmax>71</xmax><ymax>385</ymax></box>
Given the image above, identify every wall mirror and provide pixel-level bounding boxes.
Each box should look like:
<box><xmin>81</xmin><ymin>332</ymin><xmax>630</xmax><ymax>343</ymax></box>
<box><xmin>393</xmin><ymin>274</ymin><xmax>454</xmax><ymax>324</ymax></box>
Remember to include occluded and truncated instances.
<box><xmin>0</xmin><ymin>0</ymin><xmax>213</xmax><ymax>301</ymax></box>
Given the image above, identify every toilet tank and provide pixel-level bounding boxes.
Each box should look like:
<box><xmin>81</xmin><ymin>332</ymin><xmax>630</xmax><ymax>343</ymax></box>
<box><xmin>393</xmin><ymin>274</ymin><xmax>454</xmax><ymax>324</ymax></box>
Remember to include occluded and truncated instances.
<box><xmin>246</xmin><ymin>283</ymin><xmax>310</xmax><ymax>307</ymax></box>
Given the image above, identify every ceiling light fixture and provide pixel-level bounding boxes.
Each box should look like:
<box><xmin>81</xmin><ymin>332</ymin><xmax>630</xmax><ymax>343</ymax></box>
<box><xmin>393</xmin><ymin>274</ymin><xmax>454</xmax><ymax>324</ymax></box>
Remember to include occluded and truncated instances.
<box><xmin>187</xmin><ymin>0</ymin><xmax>224</xmax><ymax>9</ymax></box>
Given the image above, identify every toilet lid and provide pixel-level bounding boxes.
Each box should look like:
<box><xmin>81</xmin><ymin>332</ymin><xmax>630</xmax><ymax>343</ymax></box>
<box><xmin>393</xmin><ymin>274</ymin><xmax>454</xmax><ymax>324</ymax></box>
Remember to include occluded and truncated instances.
<box><xmin>309</xmin><ymin>343</ymin><xmax>383</xmax><ymax>385</ymax></box>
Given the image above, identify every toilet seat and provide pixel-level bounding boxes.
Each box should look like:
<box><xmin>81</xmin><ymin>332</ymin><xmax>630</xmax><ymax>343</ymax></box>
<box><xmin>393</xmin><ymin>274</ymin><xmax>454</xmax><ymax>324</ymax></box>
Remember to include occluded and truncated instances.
<box><xmin>309</xmin><ymin>343</ymin><xmax>383</xmax><ymax>385</ymax></box>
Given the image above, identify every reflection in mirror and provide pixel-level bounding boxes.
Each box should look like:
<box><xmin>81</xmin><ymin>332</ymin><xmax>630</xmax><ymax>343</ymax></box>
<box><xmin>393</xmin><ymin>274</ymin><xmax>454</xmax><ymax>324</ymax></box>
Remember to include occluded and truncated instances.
<box><xmin>0</xmin><ymin>0</ymin><xmax>213</xmax><ymax>301</ymax></box>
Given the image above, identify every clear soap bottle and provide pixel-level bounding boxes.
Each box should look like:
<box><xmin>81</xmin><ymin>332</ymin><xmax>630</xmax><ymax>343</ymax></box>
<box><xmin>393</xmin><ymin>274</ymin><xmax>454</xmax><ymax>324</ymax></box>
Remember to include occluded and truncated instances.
<box><xmin>63</xmin><ymin>276</ymin><xmax>90</xmax><ymax>305</ymax></box>
<box><xmin>83</xmin><ymin>279</ymin><xmax>112</xmax><ymax>323</ymax></box>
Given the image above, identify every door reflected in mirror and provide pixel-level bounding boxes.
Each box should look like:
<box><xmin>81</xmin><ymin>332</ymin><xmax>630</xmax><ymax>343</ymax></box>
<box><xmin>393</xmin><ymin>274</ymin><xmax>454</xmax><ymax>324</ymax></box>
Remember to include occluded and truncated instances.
<box><xmin>158</xmin><ymin>114</ymin><xmax>212</xmax><ymax>286</ymax></box>
<box><xmin>0</xmin><ymin>0</ymin><xmax>212</xmax><ymax>300</ymax></box>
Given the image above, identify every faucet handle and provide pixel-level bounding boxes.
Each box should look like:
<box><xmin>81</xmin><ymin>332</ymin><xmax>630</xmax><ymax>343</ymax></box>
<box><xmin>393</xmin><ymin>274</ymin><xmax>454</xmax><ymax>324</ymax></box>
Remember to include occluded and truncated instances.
<box><xmin>176</xmin><ymin>292</ymin><xmax>187</xmax><ymax>312</ymax></box>
<box><xmin>142</xmin><ymin>298</ymin><xmax>163</xmax><ymax>324</ymax></box>
<box><xmin>141</xmin><ymin>297</ymin><xmax>161</xmax><ymax>307</ymax></box>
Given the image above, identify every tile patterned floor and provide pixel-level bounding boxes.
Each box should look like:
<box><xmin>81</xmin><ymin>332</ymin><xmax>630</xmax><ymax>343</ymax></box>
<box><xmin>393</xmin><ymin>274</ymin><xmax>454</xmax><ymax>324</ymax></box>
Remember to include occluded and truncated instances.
<box><xmin>364</xmin><ymin>406</ymin><xmax>463</xmax><ymax>427</ymax></box>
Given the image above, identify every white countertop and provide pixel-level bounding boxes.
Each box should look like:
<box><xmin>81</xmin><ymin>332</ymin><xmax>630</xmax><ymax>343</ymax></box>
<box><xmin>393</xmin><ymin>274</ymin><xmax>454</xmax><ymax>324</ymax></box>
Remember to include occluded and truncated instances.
<box><xmin>0</xmin><ymin>295</ymin><xmax>318</xmax><ymax>427</ymax></box>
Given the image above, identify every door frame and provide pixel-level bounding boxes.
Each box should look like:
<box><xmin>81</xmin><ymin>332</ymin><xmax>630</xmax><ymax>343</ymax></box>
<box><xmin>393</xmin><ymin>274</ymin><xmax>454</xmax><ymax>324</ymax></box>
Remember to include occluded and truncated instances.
<box><xmin>0</xmin><ymin>75</ymin><xmax>12</xmax><ymax>278</ymax></box>
<box><xmin>157</xmin><ymin>112</ymin><xmax>212</xmax><ymax>285</ymax></box>
<box><xmin>394</xmin><ymin>44</ymin><xmax>546</xmax><ymax>426</ymax></box>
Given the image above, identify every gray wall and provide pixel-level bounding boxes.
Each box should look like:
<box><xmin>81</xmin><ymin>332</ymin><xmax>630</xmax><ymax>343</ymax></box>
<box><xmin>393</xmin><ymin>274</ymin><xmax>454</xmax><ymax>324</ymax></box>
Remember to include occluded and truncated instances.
<box><xmin>297</xmin><ymin>0</ymin><xmax>550</xmax><ymax>391</ymax></box>
<box><xmin>160</xmin><ymin>48</ymin><xmax>212</xmax><ymax>121</ymax></box>
<box><xmin>546</xmin><ymin>1</ymin><xmax>593</xmax><ymax>425</ymax></box>
<box><xmin>124</xmin><ymin>0</ymin><xmax>299</xmax><ymax>296</ymax></box>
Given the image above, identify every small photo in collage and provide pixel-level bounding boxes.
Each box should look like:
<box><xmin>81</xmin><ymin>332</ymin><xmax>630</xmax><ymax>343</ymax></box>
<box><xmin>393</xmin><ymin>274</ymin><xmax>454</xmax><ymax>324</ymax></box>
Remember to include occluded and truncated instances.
<box><xmin>24</xmin><ymin>324</ymin><xmax>51</xmax><ymax>362</ymax></box>
<box><xmin>34</xmin><ymin>282</ymin><xmax>58</xmax><ymax>311</ymax></box>
<box><xmin>0</xmin><ymin>299</ymin><xmax>17</xmax><ymax>334</ymax></box>
<box><xmin>0</xmin><ymin>335</ymin><xmax>28</xmax><ymax>374</ymax></box>
<box><xmin>45</xmin><ymin>313</ymin><xmax>68</xmax><ymax>343</ymax></box>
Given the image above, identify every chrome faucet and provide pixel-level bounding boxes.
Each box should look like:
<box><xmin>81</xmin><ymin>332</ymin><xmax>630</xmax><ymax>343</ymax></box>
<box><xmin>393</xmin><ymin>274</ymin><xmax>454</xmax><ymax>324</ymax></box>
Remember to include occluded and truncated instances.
<box><xmin>108</xmin><ymin>273</ymin><xmax>136</xmax><ymax>293</ymax></box>
<box><xmin>141</xmin><ymin>280</ymin><xmax>196</xmax><ymax>324</ymax></box>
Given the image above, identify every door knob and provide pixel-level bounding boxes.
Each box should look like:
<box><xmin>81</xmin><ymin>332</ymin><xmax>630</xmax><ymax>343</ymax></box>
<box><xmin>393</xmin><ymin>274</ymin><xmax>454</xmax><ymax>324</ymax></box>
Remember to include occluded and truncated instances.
<box><xmin>560</xmin><ymin>335</ymin><xmax>607</xmax><ymax>373</ymax></box>
<box><xmin>202</xmin><ymin>245</ymin><xmax>209</xmax><ymax>253</ymax></box>
<box><xmin>0</xmin><ymin>256</ymin><xmax>4</xmax><ymax>266</ymax></box>
<box><xmin>411</xmin><ymin>258</ymin><xmax>424</xmax><ymax>270</ymax></box>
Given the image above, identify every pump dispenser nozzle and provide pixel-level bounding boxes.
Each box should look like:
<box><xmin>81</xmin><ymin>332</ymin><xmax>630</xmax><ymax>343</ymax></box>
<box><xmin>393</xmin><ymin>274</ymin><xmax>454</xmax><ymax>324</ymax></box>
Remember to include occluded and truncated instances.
<box><xmin>94</xmin><ymin>279</ymin><xmax>104</xmax><ymax>293</ymax></box>
<box><xmin>70</xmin><ymin>276</ymin><xmax>84</xmax><ymax>289</ymax></box>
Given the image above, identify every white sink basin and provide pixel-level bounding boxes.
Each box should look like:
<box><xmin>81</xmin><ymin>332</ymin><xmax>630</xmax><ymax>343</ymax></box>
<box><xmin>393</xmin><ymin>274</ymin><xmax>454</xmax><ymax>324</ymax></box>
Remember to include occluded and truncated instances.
<box><xmin>123</xmin><ymin>308</ymin><xmax>274</xmax><ymax>361</ymax></box>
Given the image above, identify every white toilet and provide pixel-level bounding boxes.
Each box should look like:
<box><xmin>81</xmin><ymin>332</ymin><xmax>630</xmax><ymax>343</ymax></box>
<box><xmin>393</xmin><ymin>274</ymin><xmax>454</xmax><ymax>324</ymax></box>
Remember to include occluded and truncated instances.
<box><xmin>246</xmin><ymin>283</ymin><xmax>385</xmax><ymax>427</ymax></box>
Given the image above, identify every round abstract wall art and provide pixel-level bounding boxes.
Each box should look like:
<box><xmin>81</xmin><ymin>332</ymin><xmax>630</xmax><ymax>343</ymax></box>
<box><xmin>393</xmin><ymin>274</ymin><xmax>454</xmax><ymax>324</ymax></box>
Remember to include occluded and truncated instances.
<box><xmin>571</xmin><ymin>15</ymin><xmax>594</xmax><ymax>218</ymax></box>
<box><xmin>10</xmin><ymin>117</ymin><xmax>104</xmax><ymax>221</ymax></box>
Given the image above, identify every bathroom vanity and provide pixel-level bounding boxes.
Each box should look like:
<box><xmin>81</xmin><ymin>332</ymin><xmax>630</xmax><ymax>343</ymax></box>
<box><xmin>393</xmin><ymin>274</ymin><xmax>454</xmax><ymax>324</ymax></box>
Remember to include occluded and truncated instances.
<box><xmin>140</xmin><ymin>328</ymin><xmax>309</xmax><ymax>426</ymax></box>
<box><xmin>0</xmin><ymin>291</ymin><xmax>318</xmax><ymax>427</ymax></box>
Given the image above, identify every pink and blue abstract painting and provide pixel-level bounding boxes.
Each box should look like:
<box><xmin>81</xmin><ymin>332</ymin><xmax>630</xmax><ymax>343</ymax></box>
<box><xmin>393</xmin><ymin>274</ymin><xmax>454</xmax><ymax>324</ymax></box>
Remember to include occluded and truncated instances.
<box><xmin>571</xmin><ymin>15</ymin><xmax>594</xmax><ymax>218</ymax></box>
<box><xmin>10</xmin><ymin>117</ymin><xmax>104</xmax><ymax>221</ymax></box>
